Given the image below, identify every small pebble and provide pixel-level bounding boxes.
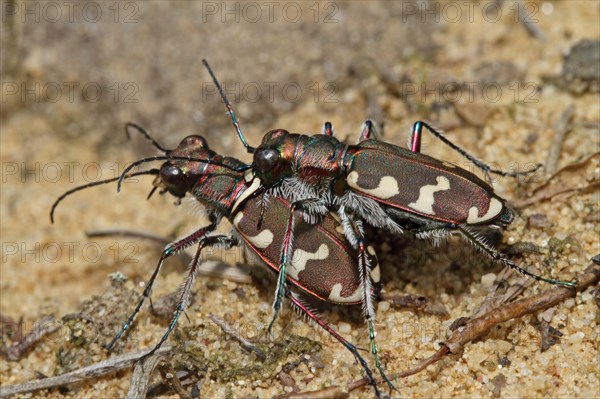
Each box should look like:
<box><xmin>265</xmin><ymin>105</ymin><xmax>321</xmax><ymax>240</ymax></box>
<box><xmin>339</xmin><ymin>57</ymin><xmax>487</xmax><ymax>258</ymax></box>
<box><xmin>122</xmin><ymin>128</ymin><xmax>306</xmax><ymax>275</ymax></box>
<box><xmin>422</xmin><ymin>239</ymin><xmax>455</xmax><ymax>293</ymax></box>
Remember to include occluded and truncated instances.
<box><xmin>571</xmin><ymin>318</ymin><xmax>584</xmax><ymax>329</ymax></box>
<box><xmin>495</xmin><ymin>340</ymin><xmax>513</xmax><ymax>354</ymax></box>
<box><xmin>569</xmin><ymin>331</ymin><xmax>585</xmax><ymax>344</ymax></box>
<box><xmin>338</xmin><ymin>322</ymin><xmax>351</xmax><ymax>334</ymax></box>
<box><xmin>378</xmin><ymin>301</ymin><xmax>390</xmax><ymax>312</ymax></box>
<box><xmin>481</xmin><ymin>273</ymin><xmax>497</xmax><ymax>287</ymax></box>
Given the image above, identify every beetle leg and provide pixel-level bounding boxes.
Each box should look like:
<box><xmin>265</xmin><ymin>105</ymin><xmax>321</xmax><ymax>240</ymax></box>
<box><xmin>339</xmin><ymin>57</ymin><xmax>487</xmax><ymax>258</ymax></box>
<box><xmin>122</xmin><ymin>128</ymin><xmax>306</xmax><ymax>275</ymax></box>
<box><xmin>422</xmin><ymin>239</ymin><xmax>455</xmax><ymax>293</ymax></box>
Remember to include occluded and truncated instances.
<box><xmin>357</xmin><ymin>119</ymin><xmax>384</xmax><ymax>141</ymax></box>
<box><xmin>412</xmin><ymin>223</ymin><xmax>575</xmax><ymax>287</ymax></box>
<box><xmin>107</xmin><ymin>220</ymin><xmax>220</xmax><ymax>350</ymax></box>
<box><xmin>291</xmin><ymin>196</ymin><xmax>329</xmax><ymax>224</ymax></box>
<box><xmin>340</xmin><ymin>211</ymin><xmax>396</xmax><ymax>392</ymax></box>
<box><xmin>266</xmin><ymin>196</ymin><xmax>331</xmax><ymax>336</ymax></box>
<box><xmin>266</xmin><ymin>202</ymin><xmax>297</xmax><ymax>335</ymax></box>
<box><xmin>322</xmin><ymin>121</ymin><xmax>334</xmax><ymax>136</ymax></box>
<box><xmin>339</xmin><ymin>191</ymin><xmax>405</xmax><ymax>236</ymax></box>
<box><xmin>287</xmin><ymin>291</ymin><xmax>383</xmax><ymax>399</ymax></box>
<box><xmin>457</xmin><ymin>225</ymin><xmax>575</xmax><ymax>287</ymax></box>
<box><xmin>358</xmin><ymin>119</ymin><xmax>376</xmax><ymax>141</ymax></box>
<box><xmin>142</xmin><ymin>234</ymin><xmax>236</xmax><ymax>359</ymax></box>
<box><xmin>410</xmin><ymin>121</ymin><xmax>542</xmax><ymax>179</ymax></box>
<box><xmin>412</xmin><ymin>223</ymin><xmax>453</xmax><ymax>247</ymax></box>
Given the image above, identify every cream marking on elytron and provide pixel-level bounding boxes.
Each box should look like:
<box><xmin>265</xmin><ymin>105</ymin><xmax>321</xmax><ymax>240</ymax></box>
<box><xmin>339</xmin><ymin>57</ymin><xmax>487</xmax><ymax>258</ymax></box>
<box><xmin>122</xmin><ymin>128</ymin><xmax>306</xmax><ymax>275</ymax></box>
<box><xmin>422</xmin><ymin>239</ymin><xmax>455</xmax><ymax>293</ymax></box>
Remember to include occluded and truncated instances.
<box><xmin>231</xmin><ymin>177</ymin><xmax>261</xmax><ymax>213</ymax></box>
<box><xmin>329</xmin><ymin>283</ymin><xmax>363</xmax><ymax>303</ymax></box>
<box><xmin>347</xmin><ymin>171</ymin><xmax>400</xmax><ymax>199</ymax></box>
<box><xmin>407</xmin><ymin>175</ymin><xmax>451</xmax><ymax>215</ymax></box>
<box><xmin>287</xmin><ymin>243</ymin><xmax>330</xmax><ymax>280</ymax></box>
<box><xmin>332</xmin><ymin>213</ymin><xmax>345</xmax><ymax>235</ymax></box>
<box><xmin>232</xmin><ymin>212</ymin><xmax>274</xmax><ymax>248</ymax></box>
<box><xmin>330</xmin><ymin>211</ymin><xmax>343</xmax><ymax>234</ymax></box>
<box><xmin>466</xmin><ymin>197</ymin><xmax>503</xmax><ymax>224</ymax></box>
<box><xmin>329</xmin><ymin>212</ymin><xmax>342</xmax><ymax>223</ymax></box>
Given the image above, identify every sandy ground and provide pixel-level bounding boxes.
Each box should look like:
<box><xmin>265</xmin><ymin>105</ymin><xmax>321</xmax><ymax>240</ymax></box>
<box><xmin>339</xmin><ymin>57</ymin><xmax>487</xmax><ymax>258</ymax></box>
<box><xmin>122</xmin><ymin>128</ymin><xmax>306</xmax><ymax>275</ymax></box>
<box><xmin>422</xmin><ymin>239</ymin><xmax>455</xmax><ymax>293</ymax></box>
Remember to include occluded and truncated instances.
<box><xmin>1</xmin><ymin>1</ymin><xmax>599</xmax><ymax>398</ymax></box>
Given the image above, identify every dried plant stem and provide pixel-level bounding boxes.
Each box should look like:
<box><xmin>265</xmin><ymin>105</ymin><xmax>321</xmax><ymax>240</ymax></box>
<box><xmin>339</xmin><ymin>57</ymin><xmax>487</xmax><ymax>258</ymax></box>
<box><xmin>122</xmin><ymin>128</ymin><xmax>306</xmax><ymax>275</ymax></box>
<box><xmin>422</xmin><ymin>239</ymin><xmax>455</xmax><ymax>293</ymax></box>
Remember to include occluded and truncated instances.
<box><xmin>545</xmin><ymin>105</ymin><xmax>575</xmax><ymax>176</ymax></box>
<box><xmin>127</xmin><ymin>352</ymin><xmax>164</xmax><ymax>399</ymax></box>
<box><xmin>209</xmin><ymin>313</ymin><xmax>266</xmax><ymax>361</ymax></box>
<box><xmin>0</xmin><ymin>345</ymin><xmax>172</xmax><ymax>398</ymax></box>
<box><xmin>349</xmin><ymin>262</ymin><xmax>599</xmax><ymax>392</ymax></box>
<box><xmin>4</xmin><ymin>315</ymin><xmax>60</xmax><ymax>361</ymax></box>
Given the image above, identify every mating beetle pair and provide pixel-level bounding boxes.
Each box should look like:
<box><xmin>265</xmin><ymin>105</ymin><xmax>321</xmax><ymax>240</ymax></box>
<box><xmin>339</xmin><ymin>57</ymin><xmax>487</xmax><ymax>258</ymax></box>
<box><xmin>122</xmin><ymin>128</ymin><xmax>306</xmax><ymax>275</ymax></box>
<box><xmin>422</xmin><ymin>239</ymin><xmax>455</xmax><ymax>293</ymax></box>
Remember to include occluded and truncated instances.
<box><xmin>51</xmin><ymin>125</ymin><xmax>387</xmax><ymax>396</ymax></box>
<box><xmin>51</xmin><ymin>60</ymin><xmax>575</xmax><ymax>397</ymax></box>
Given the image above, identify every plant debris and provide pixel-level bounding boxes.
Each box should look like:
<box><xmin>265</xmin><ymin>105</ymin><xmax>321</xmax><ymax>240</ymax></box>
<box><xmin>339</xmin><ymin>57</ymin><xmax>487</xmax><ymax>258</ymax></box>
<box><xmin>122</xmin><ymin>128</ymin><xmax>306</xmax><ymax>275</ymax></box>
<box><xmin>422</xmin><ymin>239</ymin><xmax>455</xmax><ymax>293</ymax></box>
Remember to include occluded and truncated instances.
<box><xmin>347</xmin><ymin>261</ymin><xmax>599</xmax><ymax>393</ymax></box>
<box><xmin>2</xmin><ymin>315</ymin><xmax>60</xmax><ymax>361</ymax></box>
<box><xmin>516</xmin><ymin>152</ymin><xmax>600</xmax><ymax>207</ymax></box>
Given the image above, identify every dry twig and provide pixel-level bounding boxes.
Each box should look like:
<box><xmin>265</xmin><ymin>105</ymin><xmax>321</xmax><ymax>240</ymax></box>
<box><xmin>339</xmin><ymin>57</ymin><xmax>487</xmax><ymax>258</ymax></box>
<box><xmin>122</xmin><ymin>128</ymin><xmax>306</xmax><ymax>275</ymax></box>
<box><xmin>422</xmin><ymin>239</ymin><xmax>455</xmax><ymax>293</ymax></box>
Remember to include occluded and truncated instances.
<box><xmin>472</xmin><ymin>268</ymin><xmax>533</xmax><ymax>318</ymax></box>
<box><xmin>156</xmin><ymin>362</ymin><xmax>192</xmax><ymax>399</ymax></box>
<box><xmin>280</xmin><ymin>385</ymin><xmax>348</xmax><ymax>399</ymax></box>
<box><xmin>3</xmin><ymin>315</ymin><xmax>60</xmax><ymax>361</ymax></box>
<box><xmin>348</xmin><ymin>262</ymin><xmax>599</xmax><ymax>392</ymax></box>
<box><xmin>545</xmin><ymin>105</ymin><xmax>575</xmax><ymax>176</ymax></box>
<box><xmin>126</xmin><ymin>352</ymin><xmax>192</xmax><ymax>399</ymax></box>
<box><xmin>516</xmin><ymin>152</ymin><xmax>600</xmax><ymax>207</ymax></box>
<box><xmin>127</xmin><ymin>352</ymin><xmax>164</xmax><ymax>399</ymax></box>
<box><xmin>0</xmin><ymin>345</ymin><xmax>172</xmax><ymax>398</ymax></box>
<box><xmin>208</xmin><ymin>313</ymin><xmax>266</xmax><ymax>361</ymax></box>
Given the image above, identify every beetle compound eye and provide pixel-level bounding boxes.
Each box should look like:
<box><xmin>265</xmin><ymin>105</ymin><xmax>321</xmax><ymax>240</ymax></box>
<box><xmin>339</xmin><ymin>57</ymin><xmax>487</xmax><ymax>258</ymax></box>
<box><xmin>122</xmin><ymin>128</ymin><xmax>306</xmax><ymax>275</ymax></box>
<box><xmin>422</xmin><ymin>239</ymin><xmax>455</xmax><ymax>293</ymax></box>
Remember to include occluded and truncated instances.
<box><xmin>160</xmin><ymin>164</ymin><xmax>186</xmax><ymax>189</ymax></box>
<box><xmin>255</xmin><ymin>148</ymin><xmax>279</xmax><ymax>173</ymax></box>
<box><xmin>180</xmin><ymin>135</ymin><xmax>209</xmax><ymax>149</ymax></box>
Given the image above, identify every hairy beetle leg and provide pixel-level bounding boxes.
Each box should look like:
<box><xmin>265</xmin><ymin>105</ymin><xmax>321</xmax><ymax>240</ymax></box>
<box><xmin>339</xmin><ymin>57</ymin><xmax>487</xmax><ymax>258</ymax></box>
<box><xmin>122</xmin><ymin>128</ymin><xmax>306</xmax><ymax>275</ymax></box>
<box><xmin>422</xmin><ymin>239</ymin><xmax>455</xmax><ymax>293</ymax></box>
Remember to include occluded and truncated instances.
<box><xmin>288</xmin><ymin>292</ymin><xmax>382</xmax><ymax>399</ymax></box>
<box><xmin>106</xmin><ymin>222</ymin><xmax>219</xmax><ymax>350</ymax></box>
<box><xmin>266</xmin><ymin>202</ymin><xmax>298</xmax><ymax>337</ymax></box>
<box><xmin>457</xmin><ymin>225</ymin><xmax>575</xmax><ymax>287</ymax></box>
<box><xmin>412</xmin><ymin>223</ymin><xmax>575</xmax><ymax>287</ymax></box>
<box><xmin>142</xmin><ymin>234</ymin><xmax>236</xmax><ymax>360</ymax></box>
<box><xmin>342</xmin><ymin>212</ymin><xmax>396</xmax><ymax>392</ymax></box>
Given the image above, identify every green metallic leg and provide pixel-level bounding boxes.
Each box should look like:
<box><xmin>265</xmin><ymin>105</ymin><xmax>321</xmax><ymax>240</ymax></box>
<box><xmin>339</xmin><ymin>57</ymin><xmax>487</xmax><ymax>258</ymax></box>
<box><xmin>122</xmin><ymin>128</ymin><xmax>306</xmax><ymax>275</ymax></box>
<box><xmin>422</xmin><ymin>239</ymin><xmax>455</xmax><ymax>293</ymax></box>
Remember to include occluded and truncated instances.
<box><xmin>340</xmin><ymin>211</ymin><xmax>397</xmax><ymax>393</ymax></box>
<box><xmin>266</xmin><ymin>201</ymin><xmax>298</xmax><ymax>336</ymax></box>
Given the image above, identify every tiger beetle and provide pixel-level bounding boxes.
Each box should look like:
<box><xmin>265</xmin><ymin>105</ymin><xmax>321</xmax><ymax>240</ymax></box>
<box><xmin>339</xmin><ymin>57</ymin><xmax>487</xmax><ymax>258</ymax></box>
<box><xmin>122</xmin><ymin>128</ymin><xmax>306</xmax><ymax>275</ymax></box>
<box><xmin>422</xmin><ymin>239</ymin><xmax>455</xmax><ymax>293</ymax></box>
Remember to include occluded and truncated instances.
<box><xmin>50</xmin><ymin>124</ymin><xmax>391</xmax><ymax>397</ymax></box>
<box><xmin>200</xmin><ymin>59</ymin><xmax>576</xmax><ymax>357</ymax></box>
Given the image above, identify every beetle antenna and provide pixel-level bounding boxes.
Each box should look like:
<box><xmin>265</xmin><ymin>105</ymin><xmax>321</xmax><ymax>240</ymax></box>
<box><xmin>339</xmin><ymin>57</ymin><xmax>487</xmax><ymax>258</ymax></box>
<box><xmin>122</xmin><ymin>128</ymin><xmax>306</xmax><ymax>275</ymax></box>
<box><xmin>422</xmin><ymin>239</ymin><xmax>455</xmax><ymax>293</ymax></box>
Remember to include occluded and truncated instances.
<box><xmin>124</xmin><ymin>122</ymin><xmax>170</xmax><ymax>153</ymax></box>
<box><xmin>202</xmin><ymin>59</ymin><xmax>256</xmax><ymax>154</ymax></box>
<box><xmin>50</xmin><ymin>169</ymin><xmax>159</xmax><ymax>223</ymax></box>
